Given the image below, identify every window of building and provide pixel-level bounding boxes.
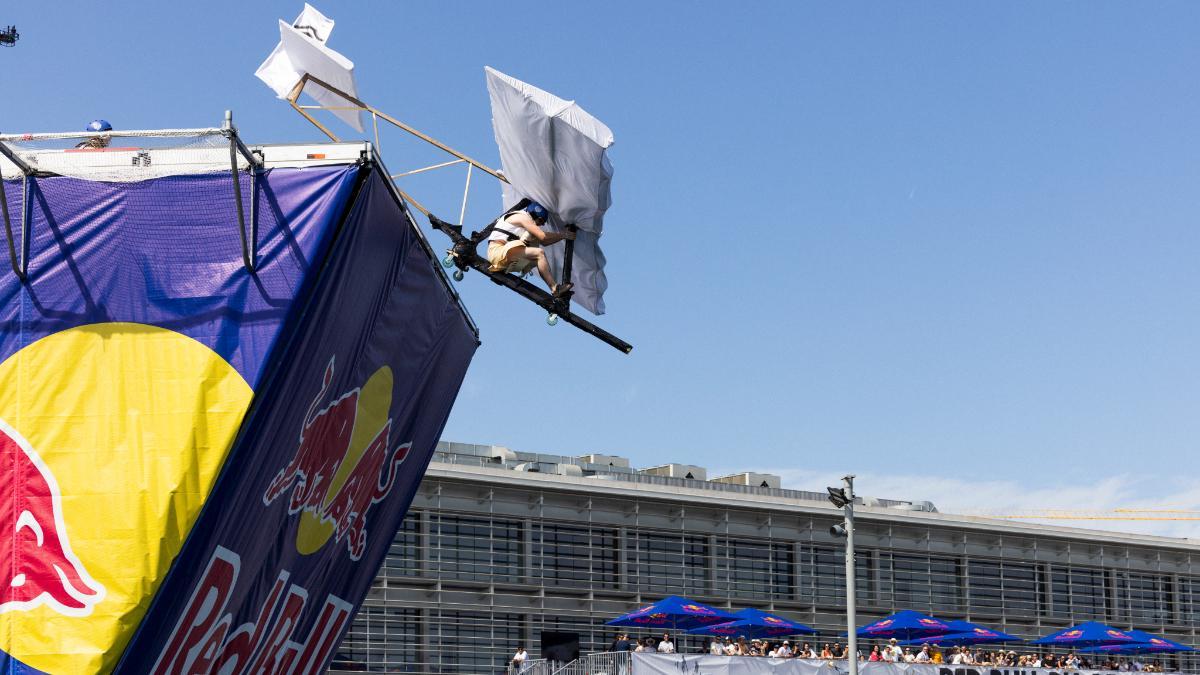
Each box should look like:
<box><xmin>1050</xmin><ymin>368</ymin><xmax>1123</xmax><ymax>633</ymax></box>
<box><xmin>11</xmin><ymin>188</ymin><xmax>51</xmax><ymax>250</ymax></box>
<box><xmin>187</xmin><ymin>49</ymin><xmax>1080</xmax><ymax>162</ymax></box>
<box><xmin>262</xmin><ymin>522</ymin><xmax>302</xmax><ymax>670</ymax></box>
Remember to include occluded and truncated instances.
<box><xmin>881</xmin><ymin>553</ymin><xmax>961</xmax><ymax>612</ymax></box>
<box><xmin>1049</xmin><ymin>566</ymin><xmax>1107</xmax><ymax>620</ymax></box>
<box><xmin>1181</xmin><ymin>577</ymin><xmax>1200</xmax><ymax>626</ymax></box>
<box><xmin>382</xmin><ymin>511</ymin><xmax>422</xmax><ymax>578</ymax></box>
<box><xmin>1114</xmin><ymin>571</ymin><xmax>1171</xmax><ymax>625</ymax></box>
<box><xmin>797</xmin><ymin>545</ymin><xmax>874</xmax><ymax>607</ymax></box>
<box><xmin>431</xmin><ymin>514</ymin><xmax>523</xmax><ymax>583</ymax></box>
<box><xmin>714</xmin><ymin>537</ymin><xmax>794</xmax><ymax>600</ymax></box>
<box><xmin>967</xmin><ymin>560</ymin><xmax>1039</xmax><ymax>617</ymax></box>
<box><xmin>334</xmin><ymin>606</ymin><xmax>421</xmax><ymax>673</ymax></box>
<box><xmin>429</xmin><ymin>611</ymin><xmax>522</xmax><ymax>674</ymax></box>
<box><xmin>629</xmin><ymin>531</ymin><xmax>708</xmax><ymax>596</ymax></box>
<box><xmin>532</xmin><ymin>522</ymin><xmax>619</xmax><ymax>588</ymax></box>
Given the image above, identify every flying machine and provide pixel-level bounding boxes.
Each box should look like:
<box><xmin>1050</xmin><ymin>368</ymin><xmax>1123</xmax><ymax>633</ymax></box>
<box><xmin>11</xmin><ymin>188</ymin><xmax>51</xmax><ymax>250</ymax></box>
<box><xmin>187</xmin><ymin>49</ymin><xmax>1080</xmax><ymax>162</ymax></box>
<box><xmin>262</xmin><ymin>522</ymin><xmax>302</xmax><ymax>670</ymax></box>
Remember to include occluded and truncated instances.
<box><xmin>256</xmin><ymin>6</ymin><xmax>631</xmax><ymax>353</ymax></box>
<box><xmin>0</xmin><ymin>25</ymin><xmax>18</xmax><ymax>47</ymax></box>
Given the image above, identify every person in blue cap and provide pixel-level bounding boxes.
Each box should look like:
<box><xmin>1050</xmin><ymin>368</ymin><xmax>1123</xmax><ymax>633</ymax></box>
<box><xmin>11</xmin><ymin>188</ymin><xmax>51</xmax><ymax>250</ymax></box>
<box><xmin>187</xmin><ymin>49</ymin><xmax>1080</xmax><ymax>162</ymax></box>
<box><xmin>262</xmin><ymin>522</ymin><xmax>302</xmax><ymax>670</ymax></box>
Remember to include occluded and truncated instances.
<box><xmin>76</xmin><ymin>120</ymin><xmax>112</xmax><ymax>149</ymax></box>
<box><xmin>486</xmin><ymin>201</ymin><xmax>575</xmax><ymax>296</ymax></box>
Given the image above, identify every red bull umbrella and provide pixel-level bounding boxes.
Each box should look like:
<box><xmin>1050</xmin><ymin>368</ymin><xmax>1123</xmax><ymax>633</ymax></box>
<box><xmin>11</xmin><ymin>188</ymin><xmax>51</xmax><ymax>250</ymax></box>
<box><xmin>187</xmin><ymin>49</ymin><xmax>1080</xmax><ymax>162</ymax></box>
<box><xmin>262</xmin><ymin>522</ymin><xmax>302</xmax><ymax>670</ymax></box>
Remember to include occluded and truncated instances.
<box><xmin>686</xmin><ymin>608</ymin><xmax>816</xmax><ymax>639</ymax></box>
<box><xmin>901</xmin><ymin>620</ymin><xmax>1021</xmax><ymax>646</ymax></box>
<box><xmin>1032</xmin><ymin>621</ymin><xmax>1139</xmax><ymax>647</ymax></box>
<box><xmin>606</xmin><ymin>596</ymin><xmax>736</xmax><ymax>631</ymax></box>
<box><xmin>852</xmin><ymin>610</ymin><xmax>953</xmax><ymax>641</ymax></box>
<box><xmin>1080</xmin><ymin>630</ymin><xmax>1194</xmax><ymax>655</ymax></box>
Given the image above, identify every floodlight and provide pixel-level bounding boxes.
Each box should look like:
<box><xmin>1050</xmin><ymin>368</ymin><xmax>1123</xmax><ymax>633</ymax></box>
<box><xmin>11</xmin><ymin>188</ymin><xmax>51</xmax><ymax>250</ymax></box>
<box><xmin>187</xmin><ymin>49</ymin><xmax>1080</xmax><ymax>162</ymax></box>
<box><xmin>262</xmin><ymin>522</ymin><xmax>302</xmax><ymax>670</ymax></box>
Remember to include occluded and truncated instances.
<box><xmin>830</xmin><ymin>523</ymin><xmax>848</xmax><ymax>538</ymax></box>
<box><xmin>827</xmin><ymin>486</ymin><xmax>849</xmax><ymax>508</ymax></box>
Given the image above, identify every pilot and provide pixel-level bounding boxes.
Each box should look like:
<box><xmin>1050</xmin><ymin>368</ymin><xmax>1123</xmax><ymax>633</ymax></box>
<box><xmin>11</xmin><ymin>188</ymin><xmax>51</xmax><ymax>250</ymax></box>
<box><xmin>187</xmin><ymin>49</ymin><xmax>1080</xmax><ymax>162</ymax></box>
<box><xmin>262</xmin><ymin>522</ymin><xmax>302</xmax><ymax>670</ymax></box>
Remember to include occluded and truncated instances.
<box><xmin>486</xmin><ymin>201</ymin><xmax>575</xmax><ymax>297</ymax></box>
<box><xmin>76</xmin><ymin>120</ymin><xmax>112</xmax><ymax>149</ymax></box>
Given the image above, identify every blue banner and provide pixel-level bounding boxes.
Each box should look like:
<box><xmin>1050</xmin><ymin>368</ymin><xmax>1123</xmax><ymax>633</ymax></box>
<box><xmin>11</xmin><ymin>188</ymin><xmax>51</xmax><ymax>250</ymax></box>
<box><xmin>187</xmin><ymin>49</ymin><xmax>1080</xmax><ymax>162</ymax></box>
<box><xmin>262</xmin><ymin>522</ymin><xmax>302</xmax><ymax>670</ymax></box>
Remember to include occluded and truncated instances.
<box><xmin>0</xmin><ymin>166</ymin><xmax>360</xmax><ymax>674</ymax></box>
<box><xmin>115</xmin><ymin>169</ymin><xmax>477</xmax><ymax>674</ymax></box>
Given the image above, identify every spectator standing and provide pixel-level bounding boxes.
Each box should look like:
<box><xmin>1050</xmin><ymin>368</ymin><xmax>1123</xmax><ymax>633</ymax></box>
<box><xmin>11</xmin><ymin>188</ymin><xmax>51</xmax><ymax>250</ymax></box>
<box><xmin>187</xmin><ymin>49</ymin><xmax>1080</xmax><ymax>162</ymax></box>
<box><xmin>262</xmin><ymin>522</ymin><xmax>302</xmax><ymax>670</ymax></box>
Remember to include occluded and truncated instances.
<box><xmin>868</xmin><ymin>646</ymin><xmax>881</xmax><ymax>662</ymax></box>
<box><xmin>776</xmin><ymin>641</ymin><xmax>794</xmax><ymax>658</ymax></box>
<box><xmin>510</xmin><ymin>646</ymin><xmax>528</xmax><ymax>674</ymax></box>
<box><xmin>657</xmin><ymin>634</ymin><xmax>675</xmax><ymax>654</ymax></box>
<box><xmin>710</xmin><ymin>637</ymin><xmax>724</xmax><ymax>655</ymax></box>
<box><xmin>915</xmin><ymin>646</ymin><xmax>932</xmax><ymax>663</ymax></box>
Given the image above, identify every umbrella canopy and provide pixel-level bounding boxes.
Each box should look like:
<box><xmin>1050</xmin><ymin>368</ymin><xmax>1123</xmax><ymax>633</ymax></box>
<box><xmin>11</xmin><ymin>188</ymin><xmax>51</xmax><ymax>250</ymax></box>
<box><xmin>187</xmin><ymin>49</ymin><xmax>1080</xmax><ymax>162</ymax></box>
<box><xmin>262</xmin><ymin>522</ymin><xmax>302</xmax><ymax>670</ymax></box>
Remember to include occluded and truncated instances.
<box><xmin>1032</xmin><ymin>622</ymin><xmax>1138</xmax><ymax>647</ymax></box>
<box><xmin>901</xmin><ymin>620</ymin><xmax>1022</xmax><ymax>646</ymax></box>
<box><xmin>687</xmin><ymin>608</ymin><xmax>817</xmax><ymax>639</ymax></box>
<box><xmin>606</xmin><ymin>596</ymin><xmax>736</xmax><ymax>631</ymax></box>
<box><xmin>1080</xmin><ymin>631</ymin><xmax>1195</xmax><ymax>655</ymax></box>
<box><xmin>856</xmin><ymin>610</ymin><xmax>953</xmax><ymax>641</ymax></box>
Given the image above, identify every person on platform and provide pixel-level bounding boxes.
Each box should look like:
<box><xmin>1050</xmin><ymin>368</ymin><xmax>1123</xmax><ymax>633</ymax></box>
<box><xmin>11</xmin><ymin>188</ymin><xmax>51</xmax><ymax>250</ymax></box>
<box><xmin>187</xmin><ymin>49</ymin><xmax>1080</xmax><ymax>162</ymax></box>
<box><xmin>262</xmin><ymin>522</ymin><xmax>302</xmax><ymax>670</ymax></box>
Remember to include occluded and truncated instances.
<box><xmin>486</xmin><ymin>201</ymin><xmax>576</xmax><ymax>297</ymax></box>
<box><xmin>709</xmin><ymin>637</ymin><xmax>724</xmax><ymax>655</ymax></box>
<box><xmin>775</xmin><ymin>641</ymin><xmax>794</xmax><ymax>658</ymax></box>
<box><xmin>76</xmin><ymin>119</ymin><xmax>112</xmax><ymax>149</ymax></box>
<box><xmin>868</xmin><ymin>646</ymin><xmax>881</xmax><ymax>662</ymax></box>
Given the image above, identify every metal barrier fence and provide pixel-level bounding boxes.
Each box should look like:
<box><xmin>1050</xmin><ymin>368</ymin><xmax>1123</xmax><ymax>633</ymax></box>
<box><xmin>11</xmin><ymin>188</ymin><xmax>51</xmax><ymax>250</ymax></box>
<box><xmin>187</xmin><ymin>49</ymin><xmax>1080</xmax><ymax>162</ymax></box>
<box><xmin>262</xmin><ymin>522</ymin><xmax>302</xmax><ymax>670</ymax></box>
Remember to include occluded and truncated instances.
<box><xmin>514</xmin><ymin>657</ymin><xmax>551</xmax><ymax>675</ymax></box>
<box><xmin>548</xmin><ymin>651</ymin><xmax>632</xmax><ymax>675</ymax></box>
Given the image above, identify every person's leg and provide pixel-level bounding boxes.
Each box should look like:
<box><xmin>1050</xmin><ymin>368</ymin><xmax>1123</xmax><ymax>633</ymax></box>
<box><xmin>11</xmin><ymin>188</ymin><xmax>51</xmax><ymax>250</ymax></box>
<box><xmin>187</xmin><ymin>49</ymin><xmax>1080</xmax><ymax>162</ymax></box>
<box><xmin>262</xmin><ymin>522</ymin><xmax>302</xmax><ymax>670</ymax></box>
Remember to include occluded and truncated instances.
<box><xmin>515</xmin><ymin>246</ymin><xmax>557</xmax><ymax>290</ymax></box>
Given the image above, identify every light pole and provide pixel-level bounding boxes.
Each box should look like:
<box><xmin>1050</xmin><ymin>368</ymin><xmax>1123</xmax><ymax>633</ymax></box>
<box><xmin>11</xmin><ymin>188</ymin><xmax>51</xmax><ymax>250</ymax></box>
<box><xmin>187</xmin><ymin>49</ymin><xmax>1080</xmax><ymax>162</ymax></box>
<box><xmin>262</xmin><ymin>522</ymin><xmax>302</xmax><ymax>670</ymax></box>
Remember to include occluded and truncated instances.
<box><xmin>828</xmin><ymin>475</ymin><xmax>857</xmax><ymax>675</ymax></box>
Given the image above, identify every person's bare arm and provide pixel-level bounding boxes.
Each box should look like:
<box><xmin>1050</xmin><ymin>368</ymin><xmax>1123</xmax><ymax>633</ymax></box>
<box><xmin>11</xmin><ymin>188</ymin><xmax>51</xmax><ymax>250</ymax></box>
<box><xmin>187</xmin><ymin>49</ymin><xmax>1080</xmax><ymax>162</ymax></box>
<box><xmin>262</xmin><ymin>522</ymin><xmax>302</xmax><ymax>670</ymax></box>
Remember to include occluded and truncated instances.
<box><xmin>509</xmin><ymin>213</ymin><xmax>576</xmax><ymax>245</ymax></box>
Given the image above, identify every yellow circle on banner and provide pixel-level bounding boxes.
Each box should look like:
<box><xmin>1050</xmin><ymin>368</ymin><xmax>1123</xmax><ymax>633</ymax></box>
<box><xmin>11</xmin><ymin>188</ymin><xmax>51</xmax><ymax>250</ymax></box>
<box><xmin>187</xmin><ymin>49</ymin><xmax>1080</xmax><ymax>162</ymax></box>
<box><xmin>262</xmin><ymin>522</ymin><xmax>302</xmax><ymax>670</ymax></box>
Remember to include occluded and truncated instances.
<box><xmin>294</xmin><ymin>365</ymin><xmax>392</xmax><ymax>555</ymax></box>
<box><xmin>0</xmin><ymin>323</ymin><xmax>252</xmax><ymax>674</ymax></box>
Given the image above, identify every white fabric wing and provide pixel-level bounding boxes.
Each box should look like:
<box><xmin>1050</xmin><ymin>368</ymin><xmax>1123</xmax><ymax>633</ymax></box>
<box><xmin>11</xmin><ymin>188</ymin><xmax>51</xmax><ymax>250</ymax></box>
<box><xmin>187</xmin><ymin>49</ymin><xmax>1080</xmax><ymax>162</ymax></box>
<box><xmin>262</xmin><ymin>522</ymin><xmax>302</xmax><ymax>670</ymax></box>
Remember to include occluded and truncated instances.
<box><xmin>255</xmin><ymin>5</ymin><xmax>364</xmax><ymax>132</ymax></box>
<box><xmin>487</xmin><ymin>67</ymin><xmax>614</xmax><ymax>316</ymax></box>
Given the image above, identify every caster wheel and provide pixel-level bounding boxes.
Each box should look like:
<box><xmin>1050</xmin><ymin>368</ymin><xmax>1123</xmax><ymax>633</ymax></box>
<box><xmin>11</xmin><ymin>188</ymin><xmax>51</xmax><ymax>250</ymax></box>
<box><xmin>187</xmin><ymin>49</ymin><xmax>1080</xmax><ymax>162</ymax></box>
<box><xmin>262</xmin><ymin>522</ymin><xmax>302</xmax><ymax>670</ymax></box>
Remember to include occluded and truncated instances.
<box><xmin>546</xmin><ymin>313</ymin><xmax>559</xmax><ymax>326</ymax></box>
<box><xmin>442</xmin><ymin>254</ymin><xmax>454</xmax><ymax>269</ymax></box>
<box><xmin>452</xmin><ymin>269</ymin><xmax>464</xmax><ymax>281</ymax></box>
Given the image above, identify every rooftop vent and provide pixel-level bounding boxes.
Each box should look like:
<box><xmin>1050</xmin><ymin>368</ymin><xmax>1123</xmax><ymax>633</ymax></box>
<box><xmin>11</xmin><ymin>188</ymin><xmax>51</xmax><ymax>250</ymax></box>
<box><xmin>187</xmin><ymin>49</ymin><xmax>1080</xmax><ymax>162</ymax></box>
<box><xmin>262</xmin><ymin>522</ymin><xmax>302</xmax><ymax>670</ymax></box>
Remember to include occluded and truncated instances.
<box><xmin>641</xmin><ymin>463</ymin><xmax>707</xmax><ymax>481</ymax></box>
<box><xmin>579</xmin><ymin>453</ymin><xmax>630</xmax><ymax>469</ymax></box>
<box><xmin>711</xmin><ymin>472</ymin><xmax>782</xmax><ymax>490</ymax></box>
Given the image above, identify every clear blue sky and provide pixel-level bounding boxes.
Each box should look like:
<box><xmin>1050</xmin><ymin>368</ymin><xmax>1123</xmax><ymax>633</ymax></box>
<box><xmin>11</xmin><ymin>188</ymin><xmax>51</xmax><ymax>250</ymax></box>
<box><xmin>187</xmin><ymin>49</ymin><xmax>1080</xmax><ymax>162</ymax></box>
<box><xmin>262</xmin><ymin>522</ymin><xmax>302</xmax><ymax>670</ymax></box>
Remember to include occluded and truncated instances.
<box><xmin>5</xmin><ymin>2</ymin><xmax>1198</xmax><ymax>535</ymax></box>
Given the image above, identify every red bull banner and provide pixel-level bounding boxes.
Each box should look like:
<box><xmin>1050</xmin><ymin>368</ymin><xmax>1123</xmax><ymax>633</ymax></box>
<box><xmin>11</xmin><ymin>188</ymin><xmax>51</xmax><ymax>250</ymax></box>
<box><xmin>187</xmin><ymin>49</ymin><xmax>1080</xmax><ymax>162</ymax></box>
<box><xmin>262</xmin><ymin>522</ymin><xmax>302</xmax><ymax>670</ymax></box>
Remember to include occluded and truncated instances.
<box><xmin>0</xmin><ymin>161</ymin><xmax>476</xmax><ymax>673</ymax></box>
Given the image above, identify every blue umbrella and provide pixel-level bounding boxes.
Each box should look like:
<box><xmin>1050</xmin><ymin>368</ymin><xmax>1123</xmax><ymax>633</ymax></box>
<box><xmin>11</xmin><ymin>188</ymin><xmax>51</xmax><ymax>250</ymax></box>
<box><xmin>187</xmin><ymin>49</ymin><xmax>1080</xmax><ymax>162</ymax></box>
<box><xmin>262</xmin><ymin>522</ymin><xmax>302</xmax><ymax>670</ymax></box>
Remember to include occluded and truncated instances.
<box><xmin>686</xmin><ymin>608</ymin><xmax>817</xmax><ymax>639</ymax></box>
<box><xmin>1032</xmin><ymin>622</ymin><xmax>1138</xmax><ymax>648</ymax></box>
<box><xmin>606</xmin><ymin>596</ymin><xmax>736</xmax><ymax>632</ymax></box>
<box><xmin>1080</xmin><ymin>630</ymin><xmax>1195</xmax><ymax>655</ymax></box>
<box><xmin>901</xmin><ymin>620</ymin><xmax>1022</xmax><ymax>646</ymax></box>
<box><xmin>855</xmin><ymin>610</ymin><xmax>953</xmax><ymax>641</ymax></box>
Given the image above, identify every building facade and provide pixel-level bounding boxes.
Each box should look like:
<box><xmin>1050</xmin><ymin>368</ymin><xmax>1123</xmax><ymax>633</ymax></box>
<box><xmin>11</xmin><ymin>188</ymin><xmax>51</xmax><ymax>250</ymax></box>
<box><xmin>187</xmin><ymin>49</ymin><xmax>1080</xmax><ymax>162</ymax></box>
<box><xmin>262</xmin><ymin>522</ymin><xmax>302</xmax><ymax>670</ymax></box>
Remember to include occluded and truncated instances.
<box><xmin>331</xmin><ymin>443</ymin><xmax>1200</xmax><ymax>674</ymax></box>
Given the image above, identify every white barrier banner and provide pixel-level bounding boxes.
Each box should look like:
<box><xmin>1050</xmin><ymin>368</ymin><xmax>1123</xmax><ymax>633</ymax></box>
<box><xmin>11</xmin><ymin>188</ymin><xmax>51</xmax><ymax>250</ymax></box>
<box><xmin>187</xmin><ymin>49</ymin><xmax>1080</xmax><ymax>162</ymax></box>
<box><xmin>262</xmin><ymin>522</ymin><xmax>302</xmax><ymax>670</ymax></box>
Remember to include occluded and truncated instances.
<box><xmin>632</xmin><ymin>653</ymin><xmax>836</xmax><ymax>675</ymax></box>
<box><xmin>630</xmin><ymin>657</ymin><xmax>1181</xmax><ymax>675</ymax></box>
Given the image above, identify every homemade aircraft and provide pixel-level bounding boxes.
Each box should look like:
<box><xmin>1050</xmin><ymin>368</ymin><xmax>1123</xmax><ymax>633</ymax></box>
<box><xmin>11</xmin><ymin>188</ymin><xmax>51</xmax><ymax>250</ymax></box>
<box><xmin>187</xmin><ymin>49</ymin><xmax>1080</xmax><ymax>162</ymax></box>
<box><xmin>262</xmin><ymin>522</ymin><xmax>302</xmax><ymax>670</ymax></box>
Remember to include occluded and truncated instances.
<box><xmin>256</xmin><ymin>5</ymin><xmax>631</xmax><ymax>353</ymax></box>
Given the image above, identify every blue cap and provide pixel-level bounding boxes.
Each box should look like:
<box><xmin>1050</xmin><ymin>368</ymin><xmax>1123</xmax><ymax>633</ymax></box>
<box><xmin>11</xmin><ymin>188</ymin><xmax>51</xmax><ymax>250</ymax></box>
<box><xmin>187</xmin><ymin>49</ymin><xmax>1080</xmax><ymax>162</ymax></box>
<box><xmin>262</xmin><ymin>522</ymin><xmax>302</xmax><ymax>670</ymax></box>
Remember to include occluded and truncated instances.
<box><xmin>525</xmin><ymin>202</ymin><xmax>548</xmax><ymax>222</ymax></box>
<box><xmin>86</xmin><ymin>120</ymin><xmax>112</xmax><ymax>132</ymax></box>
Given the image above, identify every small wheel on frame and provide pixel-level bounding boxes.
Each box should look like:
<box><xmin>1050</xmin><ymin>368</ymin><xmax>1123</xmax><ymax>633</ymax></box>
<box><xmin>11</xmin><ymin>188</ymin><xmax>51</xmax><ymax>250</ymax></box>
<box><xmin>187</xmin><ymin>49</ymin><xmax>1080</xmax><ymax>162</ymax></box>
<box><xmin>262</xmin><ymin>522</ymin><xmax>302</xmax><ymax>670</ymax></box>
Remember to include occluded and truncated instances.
<box><xmin>442</xmin><ymin>254</ymin><xmax>455</xmax><ymax>269</ymax></box>
<box><xmin>452</xmin><ymin>269</ymin><xmax>464</xmax><ymax>281</ymax></box>
<box><xmin>546</xmin><ymin>313</ymin><xmax>559</xmax><ymax>326</ymax></box>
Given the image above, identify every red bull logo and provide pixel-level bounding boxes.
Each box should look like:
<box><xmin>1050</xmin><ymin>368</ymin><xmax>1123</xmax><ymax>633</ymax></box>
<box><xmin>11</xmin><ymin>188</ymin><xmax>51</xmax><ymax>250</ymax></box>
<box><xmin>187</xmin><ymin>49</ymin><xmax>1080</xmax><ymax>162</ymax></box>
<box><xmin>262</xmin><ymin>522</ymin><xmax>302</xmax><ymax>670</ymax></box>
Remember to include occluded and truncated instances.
<box><xmin>634</xmin><ymin>605</ymin><xmax>656</xmax><ymax>614</ymax></box>
<box><xmin>919</xmin><ymin>618</ymin><xmax>944</xmax><ymax>627</ymax></box>
<box><xmin>1057</xmin><ymin>629</ymin><xmax>1084</xmax><ymax>640</ymax></box>
<box><xmin>973</xmin><ymin>628</ymin><xmax>995</xmax><ymax>636</ymax></box>
<box><xmin>763</xmin><ymin>616</ymin><xmax>785</xmax><ymax>625</ymax></box>
<box><xmin>633</xmin><ymin>612</ymin><xmax>668</xmax><ymax>624</ymax></box>
<box><xmin>681</xmin><ymin>604</ymin><xmax>714</xmax><ymax>614</ymax></box>
<box><xmin>869</xmin><ymin>619</ymin><xmax>894</xmax><ymax>630</ymax></box>
<box><xmin>262</xmin><ymin>358</ymin><xmax>410</xmax><ymax>561</ymax></box>
<box><xmin>1107</xmin><ymin>630</ymin><xmax>1129</xmax><ymax>639</ymax></box>
<box><xmin>1150</xmin><ymin>639</ymin><xmax>1167</xmax><ymax>646</ymax></box>
<box><xmin>0</xmin><ymin>418</ymin><xmax>105</xmax><ymax>617</ymax></box>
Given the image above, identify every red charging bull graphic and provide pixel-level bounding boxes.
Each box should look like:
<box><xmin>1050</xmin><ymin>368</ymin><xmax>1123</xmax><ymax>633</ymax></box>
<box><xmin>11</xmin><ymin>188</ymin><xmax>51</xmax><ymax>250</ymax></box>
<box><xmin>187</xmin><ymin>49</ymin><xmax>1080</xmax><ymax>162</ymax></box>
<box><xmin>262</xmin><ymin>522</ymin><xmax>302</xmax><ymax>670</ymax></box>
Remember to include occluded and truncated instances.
<box><xmin>262</xmin><ymin>357</ymin><xmax>411</xmax><ymax>561</ymax></box>
<box><xmin>0</xmin><ymin>418</ymin><xmax>105</xmax><ymax>617</ymax></box>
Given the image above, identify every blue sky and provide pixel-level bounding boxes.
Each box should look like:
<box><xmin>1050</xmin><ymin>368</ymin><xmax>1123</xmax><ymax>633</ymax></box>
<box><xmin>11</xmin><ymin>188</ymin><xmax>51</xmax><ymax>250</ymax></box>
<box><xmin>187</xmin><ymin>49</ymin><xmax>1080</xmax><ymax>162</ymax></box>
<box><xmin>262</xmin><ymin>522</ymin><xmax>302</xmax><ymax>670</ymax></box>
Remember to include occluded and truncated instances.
<box><xmin>4</xmin><ymin>2</ymin><xmax>1198</xmax><ymax>536</ymax></box>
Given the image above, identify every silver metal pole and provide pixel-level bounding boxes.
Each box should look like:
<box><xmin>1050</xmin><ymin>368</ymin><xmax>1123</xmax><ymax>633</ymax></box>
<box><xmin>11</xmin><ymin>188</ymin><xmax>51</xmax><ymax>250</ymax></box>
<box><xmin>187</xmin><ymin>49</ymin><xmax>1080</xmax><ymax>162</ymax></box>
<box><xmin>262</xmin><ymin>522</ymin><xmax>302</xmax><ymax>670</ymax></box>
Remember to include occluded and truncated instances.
<box><xmin>844</xmin><ymin>474</ymin><xmax>858</xmax><ymax>675</ymax></box>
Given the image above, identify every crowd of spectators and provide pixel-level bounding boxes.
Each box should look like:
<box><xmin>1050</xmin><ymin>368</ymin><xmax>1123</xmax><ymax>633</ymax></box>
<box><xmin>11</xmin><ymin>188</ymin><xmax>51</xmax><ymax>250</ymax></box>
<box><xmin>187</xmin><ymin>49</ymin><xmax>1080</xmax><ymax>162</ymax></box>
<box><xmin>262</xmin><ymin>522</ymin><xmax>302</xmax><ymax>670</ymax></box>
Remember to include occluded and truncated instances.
<box><xmin>607</xmin><ymin>634</ymin><xmax>1169</xmax><ymax>672</ymax></box>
